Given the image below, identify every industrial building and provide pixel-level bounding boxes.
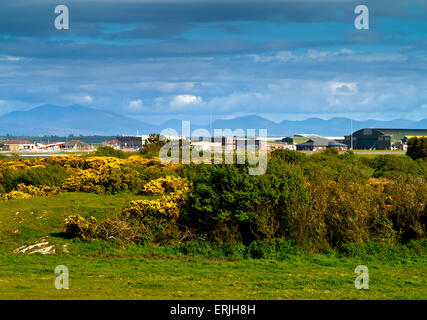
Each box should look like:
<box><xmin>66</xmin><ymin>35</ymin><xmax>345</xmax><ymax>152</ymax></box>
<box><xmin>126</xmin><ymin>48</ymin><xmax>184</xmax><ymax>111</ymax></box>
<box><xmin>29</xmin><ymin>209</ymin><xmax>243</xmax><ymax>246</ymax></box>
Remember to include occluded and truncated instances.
<box><xmin>296</xmin><ymin>139</ymin><xmax>348</xmax><ymax>151</ymax></box>
<box><xmin>117</xmin><ymin>136</ymin><xmax>147</xmax><ymax>149</ymax></box>
<box><xmin>282</xmin><ymin>134</ymin><xmax>322</xmax><ymax>145</ymax></box>
<box><xmin>194</xmin><ymin>136</ymin><xmax>267</xmax><ymax>151</ymax></box>
<box><xmin>282</xmin><ymin>134</ymin><xmax>345</xmax><ymax>145</ymax></box>
<box><xmin>344</xmin><ymin>129</ymin><xmax>427</xmax><ymax>150</ymax></box>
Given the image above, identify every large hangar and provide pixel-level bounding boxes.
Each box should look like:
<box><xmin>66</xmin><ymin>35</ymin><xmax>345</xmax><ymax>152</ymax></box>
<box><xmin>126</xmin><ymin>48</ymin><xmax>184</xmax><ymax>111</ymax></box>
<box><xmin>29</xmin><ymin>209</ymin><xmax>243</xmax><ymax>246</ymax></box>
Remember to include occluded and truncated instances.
<box><xmin>344</xmin><ymin>128</ymin><xmax>427</xmax><ymax>150</ymax></box>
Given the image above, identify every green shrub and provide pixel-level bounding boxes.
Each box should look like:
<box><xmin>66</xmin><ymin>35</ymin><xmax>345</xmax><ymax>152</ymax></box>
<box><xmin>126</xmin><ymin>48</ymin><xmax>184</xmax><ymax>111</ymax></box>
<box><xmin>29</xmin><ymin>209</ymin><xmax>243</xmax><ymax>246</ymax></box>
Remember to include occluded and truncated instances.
<box><xmin>93</xmin><ymin>146</ymin><xmax>126</xmax><ymax>158</ymax></box>
<box><xmin>2</xmin><ymin>165</ymin><xmax>69</xmax><ymax>192</ymax></box>
<box><xmin>247</xmin><ymin>240</ymin><xmax>278</xmax><ymax>259</ymax></box>
<box><xmin>140</xmin><ymin>134</ymin><xmax>168</xmax><ymax>157</ymax></box>
<box><xmin>407</xmin><ymin>136</ymin><xmax>427</xmax><ymax>160</ymax></box>
<box><xmin>270</xmin><ymin>149</ymin><xmax>306</xmax><ymax>165</ymax></box>
<box><xmin>368</xmin><ymin>155</ymin><xmax>425</xmax><ymax>179</ymax></box>
<box><xmin>178</xmin><ymin>160</ymin><xmax>309</xmax><ymax>244</ymax></box>
<box><xmin>385</xmin><ymin>178</ymin><xmax>426</xmax><ymax>242</ymax></box>
<box><xmin>338</xmin><ymin>240</ymin><xmax>426</xmax><ymax>261</ymax></box>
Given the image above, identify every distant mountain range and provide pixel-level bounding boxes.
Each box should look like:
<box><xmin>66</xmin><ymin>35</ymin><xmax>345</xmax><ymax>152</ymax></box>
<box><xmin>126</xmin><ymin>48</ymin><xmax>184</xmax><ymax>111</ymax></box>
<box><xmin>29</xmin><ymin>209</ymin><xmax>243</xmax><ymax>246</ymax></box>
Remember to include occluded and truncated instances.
<box><xmin>0</xmin><ymin>104</ymin><xmax>425</xmax><ymax>137</ymax></box>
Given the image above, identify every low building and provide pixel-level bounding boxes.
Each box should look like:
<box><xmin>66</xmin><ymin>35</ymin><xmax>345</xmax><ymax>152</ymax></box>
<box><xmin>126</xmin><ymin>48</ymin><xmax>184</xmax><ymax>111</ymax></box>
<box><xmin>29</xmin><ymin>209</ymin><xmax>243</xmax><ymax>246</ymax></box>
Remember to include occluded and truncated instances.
<box><xmin>61</xmin><ymin>140</ymin><xmax>90</xmax><ymax>150</ymax></box>
<box><xmin>267</xmin><ymin>143</ymin><xmax>296</xmax><ymax>151</ymax></box>
<box><xmin>102</xmin><ymin>139</ymin><xmax>119</xmax><ymax>148</ymax></box>
<box><xmin>344</xmin><ymin>129</ymin><xmax>427</xmax><ymax>150</ymax></box>
<box><xmin>197</xmin><ymin>136</ymin><xmax>266</xmax><ymax>151</ymax></box>
<box><xmin>282</xmin><ymin>134</ymin><xmax>322</xmax><ymax>145</ymax></box>
<box><xmin>220</xmin><ymin>137</ymin><xmax>266</xmax><ymax>151</ymax></box>
<box><xmin>0</xmin><ymin>140</ymin><xmax>35</xmax><ymax>151</ymax></box>
<box><xmin>296</xmin><ymin>139</ymin><xmax>348</xmax><ymax>151</ymax></box>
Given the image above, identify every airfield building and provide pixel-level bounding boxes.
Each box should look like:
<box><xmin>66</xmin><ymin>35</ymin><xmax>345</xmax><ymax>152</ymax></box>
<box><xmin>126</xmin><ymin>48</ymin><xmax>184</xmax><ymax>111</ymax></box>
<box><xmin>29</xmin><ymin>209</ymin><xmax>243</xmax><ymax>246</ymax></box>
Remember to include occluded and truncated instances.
<box><xmin>117</xmin><ymin>136</ymin><xmax>147</xmax><ymax>149</ymax></box>
<box><xmin>296</xmin><ymin>139</ymin><xmax>348</xmax><ymax>151</ymax></box>
<box><xmin>344</xmin><ymin>128</ymin><xmax>427</xmax><ymax>150</ymax></box>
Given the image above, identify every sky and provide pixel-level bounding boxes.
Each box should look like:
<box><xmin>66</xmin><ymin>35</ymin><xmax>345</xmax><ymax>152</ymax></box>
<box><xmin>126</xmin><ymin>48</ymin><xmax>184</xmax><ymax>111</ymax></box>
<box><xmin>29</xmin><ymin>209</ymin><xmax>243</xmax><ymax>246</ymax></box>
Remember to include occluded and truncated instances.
<box><xmin>0</xmin><ymin>0</ymin><xmax>426</xmax><ymax>124</ymax></box>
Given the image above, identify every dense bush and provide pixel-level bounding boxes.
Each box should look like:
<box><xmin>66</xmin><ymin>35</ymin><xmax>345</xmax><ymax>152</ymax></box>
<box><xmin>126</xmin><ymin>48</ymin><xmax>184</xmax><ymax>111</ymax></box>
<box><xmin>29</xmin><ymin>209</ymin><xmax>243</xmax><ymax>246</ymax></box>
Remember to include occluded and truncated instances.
<box><xmin>269</xmin><ymin>149</ymin><xmax>306</xmax><ymax>165</ymax></box>
<box><xmin>140</xmin><ymin>134</ymin><xmax>168</xmax><ymax>158</ymax></box>
<box><xmin>97</xmin><ymin>176</ymin><xmax>191</xmax><ymax>243</ymax></box>
<box><xmin>2</xmin><ymin>183</ymin><xmax>59</xmax><ymax>201</ymax></box>
<box><xmin>407</xmin><ymin>136</ymin><xmax>427</xmax><ymax>160</ymax></box>
<box><xmin>368</xmin><ymin>155</ymin><xmax>426</xmax><ymax>179</ymax></box>
<box><xmin>174</xmin><ymin>149</ymin><xmax>426</xmax><ymax>250</ymax></box>
<box><xmin>93</xmin><ymin>146</ymin><xmax>126</xmax><ymax>158</ymax></box>
<box><xmin>64</xmin><ymin>214</ymin><xmax>97</xmax><ymax>240</ymax></box>
<box><xmin>178</xmin><ymin>157</ymin><xmax>309</xmax><ymax>244</ymax></box>
<box><xmin>1</xmin><ymin>164</ymin><xmax>69</xmax><ymax>192</ymax></box>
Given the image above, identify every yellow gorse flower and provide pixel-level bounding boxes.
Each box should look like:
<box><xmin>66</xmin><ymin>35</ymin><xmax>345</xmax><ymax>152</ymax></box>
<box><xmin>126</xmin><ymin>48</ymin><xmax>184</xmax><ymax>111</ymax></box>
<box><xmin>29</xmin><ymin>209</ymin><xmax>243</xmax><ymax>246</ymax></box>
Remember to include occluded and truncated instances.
<box><xmin>123</xmin><ymin>176</ymin><xmax>191</xmax><ymax>218</ymax></box>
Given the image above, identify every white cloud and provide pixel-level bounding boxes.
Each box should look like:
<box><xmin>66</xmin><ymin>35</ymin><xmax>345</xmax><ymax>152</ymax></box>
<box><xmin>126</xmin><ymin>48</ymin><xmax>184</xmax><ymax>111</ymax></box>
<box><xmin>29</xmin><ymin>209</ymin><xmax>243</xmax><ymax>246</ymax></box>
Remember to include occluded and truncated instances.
<box><xmin>128</xmin><ymin>99</ymin><xmax>143</xmax><ymax>110</ymax></box>
<box><xmin>81</xmin><ymin>95</ymin><xmax>93</xmax><ymax>103</ymax></box>
<box><xmin>250</xmin><ymin>48</ymin><xmax>354</xmax><ymax>63</ymax></box>
<box><xmin>0</xmin><ymin>55</ymin><xmax>23</xmax><ymax>61</ymax></box>
<box><xmin>249</xmin><ymin>48</ymin><xmax>407</xmax><ymax>64</ymax></box>
<box><xmin>249</xmin><ymin>51</ymin><xmax>297</xmax><ymax>63</ymax></box>
<box><xmin>307</xmin><ymin>48</ymin><xmax>354</xmax><ymax>60</ymax></box>
<box><xmin>330</xmin><ymin>82</ymin><xmax>358</xmax><ymax>95</ymax></box>
<box><xmin>69</xmin><ymin>95</ymin><xmax>93</xmax><ymax>104</ymax></box>
<box><xmin>170</xmin><ymin>94</ymin><xmax>203</xmax><ymax>108</ymax></box>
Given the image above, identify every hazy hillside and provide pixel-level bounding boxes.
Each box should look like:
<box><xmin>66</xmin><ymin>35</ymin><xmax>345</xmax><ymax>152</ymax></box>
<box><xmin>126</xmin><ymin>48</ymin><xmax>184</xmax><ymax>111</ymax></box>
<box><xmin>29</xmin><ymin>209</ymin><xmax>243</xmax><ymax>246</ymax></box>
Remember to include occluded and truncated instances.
<box><xmin>0</xmin><ymin>104</ymin><xmax>154</xmax><ymax>136</ymax></box>
<box><xmin>0</xmin><ymin>104</ymin><xmax>425</xmax><ymax>136</ymax></box>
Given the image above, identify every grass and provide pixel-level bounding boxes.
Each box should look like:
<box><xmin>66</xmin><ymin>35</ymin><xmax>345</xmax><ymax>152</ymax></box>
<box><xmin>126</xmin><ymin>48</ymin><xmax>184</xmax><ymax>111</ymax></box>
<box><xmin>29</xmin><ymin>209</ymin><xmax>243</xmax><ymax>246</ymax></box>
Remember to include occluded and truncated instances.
<box><xmin>0</xmin><ymin>192</ymin><xmax>426</xmax><ymax>299</ymax></box>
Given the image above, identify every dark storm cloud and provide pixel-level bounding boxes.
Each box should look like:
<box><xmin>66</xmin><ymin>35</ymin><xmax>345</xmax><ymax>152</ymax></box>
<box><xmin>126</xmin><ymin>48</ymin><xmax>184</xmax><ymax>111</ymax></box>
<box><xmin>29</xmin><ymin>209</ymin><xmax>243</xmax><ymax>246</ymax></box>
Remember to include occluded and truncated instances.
<box><xmin>0</xmin><ymin>0</ymin><xmax>424</xmax><ymax>39</ymax></box>
<box><xmin>0</xmin><ymin>0</ymin><xmax>424</xmax><ymax>59</ymax></box>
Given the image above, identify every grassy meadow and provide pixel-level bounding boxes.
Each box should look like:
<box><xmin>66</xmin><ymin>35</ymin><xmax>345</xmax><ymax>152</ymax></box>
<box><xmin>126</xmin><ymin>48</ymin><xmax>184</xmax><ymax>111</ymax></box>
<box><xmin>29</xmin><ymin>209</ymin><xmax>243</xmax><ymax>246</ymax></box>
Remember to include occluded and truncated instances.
<box><xmin>0</xmin><ymin>192</ymin><xmax>425</xmax><ymax>300</ymax></box>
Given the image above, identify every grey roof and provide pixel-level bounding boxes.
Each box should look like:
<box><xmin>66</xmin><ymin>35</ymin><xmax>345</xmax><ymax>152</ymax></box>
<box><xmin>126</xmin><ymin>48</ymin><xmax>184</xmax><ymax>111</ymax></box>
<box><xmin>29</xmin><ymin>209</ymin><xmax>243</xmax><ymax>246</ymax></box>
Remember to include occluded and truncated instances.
<box><xmin>297</xmin><ymin>139</ymin><xmax>347</xmax><ymax>147</ymax></box>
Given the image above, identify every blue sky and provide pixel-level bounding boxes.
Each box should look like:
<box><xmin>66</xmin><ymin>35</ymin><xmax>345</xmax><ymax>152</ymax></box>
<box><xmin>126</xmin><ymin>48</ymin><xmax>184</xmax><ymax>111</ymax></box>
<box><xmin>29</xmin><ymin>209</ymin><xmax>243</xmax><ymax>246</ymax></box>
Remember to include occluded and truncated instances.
<box><xmin>0</xmin><ymin>0</ymin><xmax>426</xmax><ymax>124</ymax></box>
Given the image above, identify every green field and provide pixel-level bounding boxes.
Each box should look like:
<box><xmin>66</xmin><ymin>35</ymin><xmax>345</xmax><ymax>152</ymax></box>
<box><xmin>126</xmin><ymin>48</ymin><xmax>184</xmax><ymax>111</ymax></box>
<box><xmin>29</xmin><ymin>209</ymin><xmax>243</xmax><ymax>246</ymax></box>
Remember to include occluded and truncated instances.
<box><xmin>0</xmin><ymin>193</ymin><xmax>425</xmax><ymax>299</ymax></box>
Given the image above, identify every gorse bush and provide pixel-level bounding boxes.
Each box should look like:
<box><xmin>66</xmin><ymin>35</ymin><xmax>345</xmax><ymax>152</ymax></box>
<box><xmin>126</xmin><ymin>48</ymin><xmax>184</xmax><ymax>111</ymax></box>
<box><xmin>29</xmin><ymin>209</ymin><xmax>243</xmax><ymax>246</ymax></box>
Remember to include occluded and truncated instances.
<box><xmin>0</xmin><ymin>155</ymin><xmax>177</xmax><ymax>195</ymax></box>
<box><xmin>64</xmin><ymin>214</ymin><xmax>97</xmax><ymax>240</ymax></box>
<box><xmin>2</xmin><ymin>183</ymin><xmax>60</xmax><ymax>201</ymax></box>
<box><xmin>96</xmin><ymin>176</ymin><xmax>192</xmax><ymax>243</ymax></box>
